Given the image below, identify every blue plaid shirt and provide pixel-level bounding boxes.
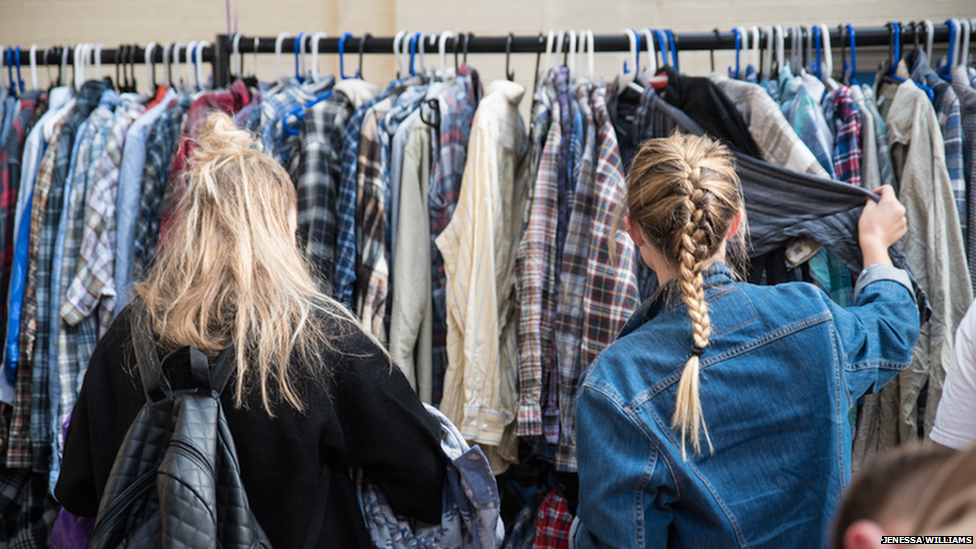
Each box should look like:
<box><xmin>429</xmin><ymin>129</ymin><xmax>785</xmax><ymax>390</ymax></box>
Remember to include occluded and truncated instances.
<box><xmin>335</xmin><ymin>79</ymin><xmax>405</xmax><ymax>311</ymax></box>
<box><xmin>778</xmin><ymin>67</ymin><xmax>837</xmax><ymax>179</ymax></box>
<box><xmin>260</xmin><ymin>78</ymin><xmax>334</xmax><ymax>168</ymax></box>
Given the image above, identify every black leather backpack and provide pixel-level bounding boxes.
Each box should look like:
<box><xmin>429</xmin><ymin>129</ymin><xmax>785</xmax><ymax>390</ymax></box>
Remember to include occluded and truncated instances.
<box><xmin>87</xmin><ymin>305</ymin><xmax>328</xmax><ymax>549</ymax></box>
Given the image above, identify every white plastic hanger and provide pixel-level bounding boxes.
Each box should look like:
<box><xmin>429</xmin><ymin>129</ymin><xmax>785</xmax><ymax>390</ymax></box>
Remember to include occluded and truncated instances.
<box><xmin>775</xmin><ymin>25</ymin><xmax>785</xmax><ymax>71</ymax></box>
<box><xmin>923</xmin><ymin>20</ymin><xmax>935</xmax><ymax>60</ymax></box>
<box><xmin>567</xmin><ymin>30</ymin><xmax>577</xmax><ymax>80</ymax></box>
<box><xmin>416</xmin><ymin>33</ymin><xmax>428</xmax><ymax>77</ymax></box>
<box><xmin>438</xmin><ymin>31</ymin><xmax>455</xmax><ymax>78</ymax></box>
<box><xmin>231</xmin><ymin>33</ymin><xmax>243</xmax><ymax>78</ymax></box>
<box><xmin>29</xmin><ymin>44</ymin><xmax>38</xmax><ymax>90</ymax></box>
<box><xmin>762</xmin><ymin>26</ymin><xmax>773</xmax><ymax>78</ymax></box>
<box><xmin>619</xmin><ymin>28</ymin><xmax>642</xmax><ymax>93</ymax></box>
<box><xmin>544</xmin><ymin>30</ymin><xmax>556</xmax><ymax>73</ymax></box>
<box><xmin>162</xmin><ymin>43</ymin><xmax>172</xmax><ymax>88</ymax></box>
<box><xmin>249</xmin><ymin>38</ymin><xmax>259</xmax><ymax>78</ymax></box>
<box><xmin>585</xmin><ymin>30</ymin><xmax>595</xmax><ymax>80</ymax></box>
<box><xmin>172</xmin><ymin>43</ymin><xmax>184</xmax><ymax>92</ymax></box>
<box><xmin>393</xmin><ymin>31</ymin><xmax>407</xmax><ymax>78</ymax></box>
<box><xmin>60</xmin><ymin>46</ymin><xmax>69</xmax><ymax>88</ymax></box>
<box><xmin>639</xmin><ymin>28</ymin><xmax>657</xmax><ymax>76</ymax></box>
<box><xmin>819</xmin><ymin>23</ymin><xmax>839</xmax><ymax>91</ymax></box>
<box><xmin>959</xmin><ymin>19</ymin><xmax>970</xmax><ymax>70</ymax></box>
<box><xmin>952</xmin><ymin>19</ymin><xmax>963</xmax><ymax>70</ymax></box>
<box><xmin>83</xmin><ymin>43</ymin><xmax>93</xmax><ymax>83</ymax></box>
<box><xmin>750</xmin><ymin>27</ymin><xmax>760</xmax><ymax>74</ymax></box>
<box><xmin>309</xmin><ymin>31</ymin><xmax>328</xmax><ymax>81</ymax></box>
<box><xmin>735</xmin><ymin>27</ymin><xmax>747</xmax><ymax>78</ymax></box>
<box><xmin>93</xmin><ymin>44</ymin><xmax>104</xmax><ymax>83</ymax></box>
<box><xmin>296</xmin><ymin>33</ymin><xmax>308</xmax><ymax>79</ymax></box>
<box><xmin>274</xmin><ymin>32</ymin><xmax>291</xmax><ymax>83</ymax></box>
<box><xmin>145</xmin><ymin>42</ymin><xmax>157</xmax><ymax>91</ymax></box>
<box><xmin>195</xmin><ymin>40</ymin><xmax>209</xmax><ymax>90</ymax></box>
<box><xmin>185</xmin><ymin>41</ymin><xmax>198</xmax><ymax>91</ymax></box>
<box><xmin>73</xmin><ymin>43</ymin><xmax>84</xmax><ymax>90</ymax></box>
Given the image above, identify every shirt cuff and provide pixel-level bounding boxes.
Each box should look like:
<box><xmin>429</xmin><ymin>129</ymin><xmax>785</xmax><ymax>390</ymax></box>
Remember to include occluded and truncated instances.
<box><xmin>854</xmin><ymin>264</ymin><xmax>914</xmax><ymax>303</ymax></box>
<box><xmin>515</xmin><ymin>400</ymin><xmax>543</xmax><ymax>437</ymax></box>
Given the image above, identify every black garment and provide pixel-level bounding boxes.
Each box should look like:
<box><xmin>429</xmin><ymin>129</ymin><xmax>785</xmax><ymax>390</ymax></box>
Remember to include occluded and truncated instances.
<box><xmin>657</xmin><ymin>65</ymin><xmax>761</xmax><ymax>158</ymax></box>
<box><xmin>56</xmin><ymin>306</ymin><xmax>446</xmax><ymax>549</ymax></box>
<box><xmin>613</xmin><ymin>86</ymin><xmax>932</xmax><ymax>322</ymax></box>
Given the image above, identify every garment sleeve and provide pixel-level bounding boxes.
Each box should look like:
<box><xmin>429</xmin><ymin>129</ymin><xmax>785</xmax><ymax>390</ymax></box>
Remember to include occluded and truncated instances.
<box><xmin>331</xmin><ymin>328</ymin><xmax>446</xmax><ymax>523</ymax></box>
<box><xmin>931</xmin><ymin>302</ymin><xmax>976</xmax><ymax>450</ymax></box>
<box><xmin>574</xmin><ymin>383</ymin><xmax>676</xmax><ymax>549</ymax></box>
<box><xmin>54</xmin><ymin>376</ymin><xmax>99</xmax><ymax>516</ymax></box>
<box><xmin>825</xmin><ymin>265</ymin><xmax>921</xmax><ymax>403</ymax></box>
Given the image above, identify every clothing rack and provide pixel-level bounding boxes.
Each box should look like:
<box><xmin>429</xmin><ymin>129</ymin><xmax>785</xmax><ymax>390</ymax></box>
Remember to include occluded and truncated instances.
<box><xmin>211</xmin><ymin>22</ymin><xmax>965</xmax><ymax>86</ymax></box>
<box><xmin>2</xmin><ymin>21</ymin><xmax>966</xmax><ymax>90</ymax></box>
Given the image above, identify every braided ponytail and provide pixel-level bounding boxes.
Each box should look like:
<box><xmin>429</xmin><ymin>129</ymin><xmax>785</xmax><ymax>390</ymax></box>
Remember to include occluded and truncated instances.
<box><xmin>620</xmin><ymin>133</ymin><xmax>743</xmax><ymax>459</ymax></box>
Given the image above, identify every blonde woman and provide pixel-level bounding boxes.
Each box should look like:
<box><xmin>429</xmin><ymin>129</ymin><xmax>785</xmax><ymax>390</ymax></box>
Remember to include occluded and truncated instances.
<box><xmin>573</xmin><ymin>134</ymin><xmax>920</xmax><ymax>549</ymax></box>
<box><xmin>56</xmin><ymin>113</ymin><xmax>446</xmax><ymax>547</ymax></box>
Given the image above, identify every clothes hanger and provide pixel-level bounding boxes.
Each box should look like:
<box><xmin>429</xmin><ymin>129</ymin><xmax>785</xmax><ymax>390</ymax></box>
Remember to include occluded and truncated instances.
<box><xmin>819</xmin><ymin>23</ymin><xmax>839</xmax><ymax>91</ymax></box>
<box><xmin>161</xmin><ymin>43</ymin><xmax>172</xmax><ymax>88</ymax></box>
<box><xmin>543</xmin><ymin>30</ymin><xmax>556</xmax><ymax>75</ymax></box>
<box><xmin>426</xmin><ymin>33</ymin><xmax>438</xmax><ymax>76</ymax></box>
<box><xmin>750</xmin><ymin>26</ymin><xmax>760</xmax><ymax>76</ymax></box>
<box><xmin>130</xmin><ymin>44</ymin><xmax>140</xmax><ymax>93</ymax></box>
<box><xmin>638</xmin><ymin>28</ymin><xmax>657</xmax><ymax>76</ymax></box>
<box><xmin>937</xmin><ymin>19</ymin><xmax>956</xmax><ymax>79</ymax></box>
<box><xmin>408</xmin><ymin>32</ymin><xmax>419</xmax><ymax>77</ymax></box>
<box><xmin>195</xmin><ymin>40</ymin><xmax>209</xmax><ymax>90</ymax></box>
<box><xmin>505</xmin><ymin>33</ymin><xmax>515</xmax><ymax>81</ymax></box>
<box><xmin>618</xmin><ymin>28</ymin><xmax>642</xmax><ymax>94</ymax></box>
<box><xmin>309</xmin><ymin>31</ymin><xmax>327</xmax><ymax>81</ymax></box>
<box><xmin>729</xmin><ymin>27</ymin><xmax>742</xmax><ymax>79</ymax></box>
<box><xmin>774</xmin><ymin>25</ymin><xmax>785</xmax><ymax>73</ymax></box>
<box><xmin>60</xmin><ymin>44</ymin><xmax>69</xmax><ymax>89</ymax></box>
<box><xmin>274</xmin><ymin>31</ymin><xmax>291</xmax><ymax>84</ymax></box>
<box><xmin>653</xmin><ymin>29</ymin><xmax>668</xmax><ymax>68</ymax></box>
<box><xmin>5</xmin><ymin>48</ymin><xmax>14</xmax><ymax>96</ymax></box>
<box><xmin>29</xmin><ymin>44</ymin><xmax>38</xmax><ymax>90</ymax></box>
<box><xmin>293</xmin><ymin>32</ymin><xmax>305</xmax><ymax>81</ymax></box>
<box><xmin>338</xmin><ymin>33</ymin><xmax>354</xmax><ymax>79</ymax></box>
<box><xmin>438</xmin><ymin>31</ymin><xmax>455</xmax><ymax>79</ymax></box>
<box><xmin>923</xmin><ymin>20</ymin><xmax>934</xmax><ymax>60</ymax></box>
<box><xmin>231</xmin><ymin>33</ymin><xmax>243</xmax><ymax>78</ymax></box>
<box><xmin>115</xmin><ymin>45</ymin><xmax>125</xmax><ymax>92</ymax></box>
<box><xmin>393</xmin><ymin>31</ymin><xmax>407</xmax><ymax>78</ymax></box>
<box><xmin>960</xmin><ymin>19</ymin><xmax>971</xmax><ymax>68</ymax></box>
<box><xmin>585</xmin><ymin>29</ymin><xmax>595</xmax><ymax>80</ymax></box>
<box><xmin>462</xmin><ymin>33</ymin><xmax>473</xmax><ymax>67</ymax></box>
<box><xmin>145</xmin><ymin>42</ymin><xmax>157</xmax><ymax>91</ymax></box>
<box><xmin>662</xmin><ymin>29</ymin><xmax>676</xmax><ymax>69</ymax></box>
<box><xmin>172</xmin><ymin>42</ymin><xmax>184</xmax><ymax>92</ymax></box>
<box><xmin>840</xmin><ymin>24</ymin><xmax>858</xmax><ymax>86</ymax></box>
<box><xmin>185</xmin><ymin>41</ymin><xmax>198</xmax><ymax>91</ymax></box>
<box><xmin>761</xmin><ymin>26</ymin><xmax>773</xmax><ymax>79</ymax></box>
<box><xmin>417</xmin><ymin>33</ymin><xmax>429</xmax><ymax>78</ymax></box>
<box><xmin>358</xmin><ymin>34</ymin><xmax>370</xmax><ymax>79</ymax></box>
<box><xmin>250</xmin><ymin>37</ymin><xmax>259</xmax><ymax>78</ymax></box>
<box><xmin>15</xmin><ymin>47</ymin><xmax>24</xmax><ymax>95</ymax></box>
<box><xmin>566</xmin><ymin>30</ymin><xmax>577</xmax><ymax>80</ymax></box>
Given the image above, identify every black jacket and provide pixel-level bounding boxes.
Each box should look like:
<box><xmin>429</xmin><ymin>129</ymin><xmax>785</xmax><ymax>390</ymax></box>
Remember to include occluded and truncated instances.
<box><xmin>57</xmin><ymin>306</ymin><xmax>446</xmax><ymax>548</ymax></box>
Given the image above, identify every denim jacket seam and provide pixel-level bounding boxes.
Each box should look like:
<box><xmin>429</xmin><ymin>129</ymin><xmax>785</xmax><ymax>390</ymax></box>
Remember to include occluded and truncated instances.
<box><xmin>829</xmin><ymin>320</ymin><xmax>848</xmax><ymax>493</ymax></box>
<box><xmin>845</xmin><ymin>360</ymin><xmax>912</xmax><ymax>371</ymax></box>
<box><xmin>636</xmin><ymin>313</ymin><xmax>833</xmax><ymax>402</ymax></box>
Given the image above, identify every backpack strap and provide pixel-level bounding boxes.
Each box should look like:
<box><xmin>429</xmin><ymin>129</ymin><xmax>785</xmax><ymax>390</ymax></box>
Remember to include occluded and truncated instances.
<box><xmin>129</xmin><ymin>300</ymin><xmax>169</xmax><ymax>403</ymax></box>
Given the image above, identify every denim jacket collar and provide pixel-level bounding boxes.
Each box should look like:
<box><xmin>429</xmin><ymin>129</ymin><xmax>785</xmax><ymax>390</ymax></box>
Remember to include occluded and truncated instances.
<box><xmin>619</xmin><ymin>262</ymin><xmax>736</xmax><ymax>339</ymax></box>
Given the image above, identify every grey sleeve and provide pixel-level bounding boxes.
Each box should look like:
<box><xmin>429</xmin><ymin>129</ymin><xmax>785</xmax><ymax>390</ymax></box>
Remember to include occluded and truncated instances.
<box><xmin>854</xmin><ymin>263</ymin><xmax>915</xmax><ymax>303</ymax></box>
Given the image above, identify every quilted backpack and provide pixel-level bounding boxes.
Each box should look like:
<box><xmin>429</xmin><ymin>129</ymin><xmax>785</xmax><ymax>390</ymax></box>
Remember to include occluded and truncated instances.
<box><xmin>357</xmin><ymin>404</ymin><xmax>505</xmax><ymax>549</ymax></box>
<box><xmin>88</xmin><ymin>306</ymin><xmax>327</xmax><ymax>549</ymax></box>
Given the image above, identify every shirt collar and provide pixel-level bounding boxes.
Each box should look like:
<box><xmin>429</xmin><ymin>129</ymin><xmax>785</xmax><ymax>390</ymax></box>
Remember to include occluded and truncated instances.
<box><xmin>485</xmin><ymin>79</ymin><xmax>525</xmax><ymax>105</ymax></box>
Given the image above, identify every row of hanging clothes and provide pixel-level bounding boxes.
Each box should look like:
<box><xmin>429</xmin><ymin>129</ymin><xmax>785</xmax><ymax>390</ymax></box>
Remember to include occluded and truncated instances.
<box><xmin>0</xmin><ymin>19</ymin><xmax>972</xmax><ymax>548</ymax></box>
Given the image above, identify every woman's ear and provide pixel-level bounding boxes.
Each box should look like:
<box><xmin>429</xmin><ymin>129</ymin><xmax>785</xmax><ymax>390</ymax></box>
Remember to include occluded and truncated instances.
<box><xmin>625</xmin><ymin>215</ymin><xmax>646</xmax><ymax>247</ymax></box>
<box><xmin>727</xmin><ymin>208</ymin><xmax>744</xmax><ymax>240</ymax></box>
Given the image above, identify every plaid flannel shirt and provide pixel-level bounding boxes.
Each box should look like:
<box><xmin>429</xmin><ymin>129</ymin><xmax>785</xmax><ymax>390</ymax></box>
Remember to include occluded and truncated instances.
<box><xmin>860</xmin><ymin>86</ymin><xmax>898</xmax><ymax>189</ymax></box>
<box><xmin>429</xmin><ymin>67</ymin><xmax>480</xmax><ymax>406</ymax></box>
<box><xmin>553</xmin><ymin>81</ymin><xmax>597</xmax><ymax>471</ymax></box>
<box><xmin>336</xmin><ymin>79</ymin><xmax>404</xmax><ymax>311</ymax></box>
<box><xmin>824</xmin><ymin>87</ymin><xmax>863</xmax><ymax>187</ymax></box>
<box><xmin>62</xmin><ymin>99</ymin><xmax>144</xmax><ymax>339</ymax></box>
<box><xmin>355</xmin><ymin>102</ymin><xmax>392</xmax><ymax>340</ymax></box>
<box><xmin>259</xmin><ymin>78</ymin><xmax>333</xmax><ymax>168</ymax></box>
<box><xmin>577</xmin><ymin>83</ymin><xmax>640</xmax><ymax>419</ymax></box>
<box><xmin>293</xmin><ymin>93</ymin><xmax>354</xmax><ymax>287</ymax></box>
<box><xmin>29</xmin><ymin>80</ymin><xmax>105</xmax><ymax>473</ymax></box>
<box><xmin>6</xmin><ymin>116</ymin><xmax>66</xmax><ymax>470</ymax></box>
<box><xmin>133</xmin><ymin>95</ymin><xmax>189</xmax><ymax>279</ymax></box>
<box><xmin>515</xmin><ymin>81</ymin><xmax>560</xmax><ymax>438</ymax></box>
<box><xmin>952</xmin><ymin>65</ymin><xmax>976</xmax><ymax>289</ymax></box>
<box><xmin>534</xmin><ymin>486</ymin><xmax>574</xmax><ymax>548</ymax></box>
<box><xmin>779</xmin><ymin>67</ymin><xmax>837</xmax><ymax>179</ymax></box>
<box><xmin>0</xmin><ymin>467</ymin><xmax>57</xmax><ymax>548</ymax></box>
<box><xmin>909</xmin><ymin>50</ymin><xmax>966</xmax><ymax>238</ymax></box>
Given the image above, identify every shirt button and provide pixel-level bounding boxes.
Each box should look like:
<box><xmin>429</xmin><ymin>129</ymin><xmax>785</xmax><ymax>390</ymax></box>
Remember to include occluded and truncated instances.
<box><xmin>481</xmin><ymin>423</ymin><xmax>489</xmax><ymax>430</ymax></box>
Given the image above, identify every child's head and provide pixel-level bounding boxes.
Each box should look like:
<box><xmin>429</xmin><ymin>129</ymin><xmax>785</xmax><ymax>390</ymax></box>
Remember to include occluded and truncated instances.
<box><xmin>832</xmin><ymin>445</ymin><xmax>954</xmax><ymax>549</ymax></box>
<box><xmin>618</xmin><ymin>133</ymin><xmax>743</xmax><ymax>458</ymax></box>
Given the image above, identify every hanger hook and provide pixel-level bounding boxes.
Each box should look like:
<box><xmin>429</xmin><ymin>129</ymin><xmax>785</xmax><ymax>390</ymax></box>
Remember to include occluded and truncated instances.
<box><xmin>308</xmin><ymin>32</ymin><xmax>327</xmax><ymax>81</ymax></box>
<box><xmin>730</xmin><ymin>27</ymin><xmax>741</xmax><ymax>79</ymax></box>
<box><xmin>232</xmin><ymin>33</ymin><xmax>243</xmax><ymax>77</ymax></box>
<box><xmin>463</xmin><ymin>33</ymin><xmax>472</xmax><ymax>65</ymax></box>
<box><xmin>29</xmin><ymin>44</ymin><xmax>38</xmax><ymax>90</ymax></box>
<box><xmin>274</xmin><ymin>31</ymin><xmax>291</xmax><ymax>83</ymax></box>
<box><xmin>196</xmin><ymin>41</ymin><xmax>209</xmax><ymax>90</ymax></box>
<box><xmin>293</xmin><ymin>32</ymin><xmax>305</xmax><ymax>80</ymax></box>
<box><xmin>504</xmin><ymin>33</ymin><xmax>515</xmax><ymax>81</ymax></box>
<box><xmin>145</xmin><ymin>42</ymin><xmax>157</xmax><ymax>90</ymax></box>
<box><xmin>339</xmin><ymin>32</ymin><xmax>353</xmax><ymax>79</ymax></box>
<box><xmin>438</xmin><ymin>31</ymin><xmax>455</xmax><ymax>76</ymax></box>
<box><xmin>358</xmin><ymin>33</ymin><xmax>370</xmax><ymax>79</ymax></box>
<box><xmin>251</xmin><ymin>37</ymin><xmax>259</xmax><ymax>78</ymax></box>
<box><xmin>393</xmin><ymin>30</ymin><xmax>407</xmax><ymax>78</ymax></box>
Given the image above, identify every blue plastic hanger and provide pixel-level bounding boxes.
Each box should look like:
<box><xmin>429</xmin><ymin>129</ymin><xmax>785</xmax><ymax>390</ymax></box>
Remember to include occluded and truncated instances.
<box><xmin>338</xmin><ymin>32</ymin><xmax>353</xmax><ymax>79</ymax></box>
<box><xmin>410</xmin><ymin>32</ymin><xmax>420</xmax><ymax>76</ymax></box>
<box><xmin>729</xmin><ymin>28</ymin><xmax>742</xmax><ymax>79</ymax></box>
<box><xmin>653</xmin><ymin>29</ymin><xmax>668</xmax><ymax>68</ymax></box>
<box><xmin>282</xmin><ymin>89</ymin><xmax>334</xmax><ymax>135</ymax></box>
<box><xmin>14</xmin><ymin>47</ymin><xmax>23</xmax><ymax>94</ymax></box>
<box><xmin>845</xmin><ymin>24</ymin><xmax>858</xmax><ymax>85</ymax></box>
<box><xmin>937</xmin><ymin>19</ymin><xmax>956</xmax><ymax>80</ymax></box>
<box><xmin>294</xmin><ymin>32</ymin><xmax>305</xmax><ymax>82</ymax></box>
<box><xmin>665</xmin><ymin>29</ymin><xmax>678</xmax><ymax>70</ymax></box>
<box><xmin>6</xmin><ymin>48</ymin><xmax>14</xmax><ymax>95</ymax></box>
<box><xmin>812</xmin><ymin>25</ymin><xmax>822</xmax><ymax>78</ymax></box>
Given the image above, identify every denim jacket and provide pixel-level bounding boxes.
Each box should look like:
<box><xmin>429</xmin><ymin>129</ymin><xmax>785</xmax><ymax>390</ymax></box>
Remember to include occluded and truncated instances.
<box><xmin>574</xmin><ymin>263</ymin><xmax>920</xmax><ymax>549</ymax></box>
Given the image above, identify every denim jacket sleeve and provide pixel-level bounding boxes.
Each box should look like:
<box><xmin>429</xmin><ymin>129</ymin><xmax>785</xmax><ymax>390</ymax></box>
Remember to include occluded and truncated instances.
<box><xmin>821</xmin><ymin>264</ymin><xmax>920</xmax><ymax>403</ymax></box>
<box><xmin>574</xmin><ymin>382</ymin><xmax>678</xmax><ymax>549</ymax></box>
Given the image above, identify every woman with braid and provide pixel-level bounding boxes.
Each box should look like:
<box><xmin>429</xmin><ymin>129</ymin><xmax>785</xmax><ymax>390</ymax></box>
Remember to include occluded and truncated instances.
<box><xmin>571</xmin><ymin>134</ymin><xmax>920</xmax><ymax>549</ymax></box>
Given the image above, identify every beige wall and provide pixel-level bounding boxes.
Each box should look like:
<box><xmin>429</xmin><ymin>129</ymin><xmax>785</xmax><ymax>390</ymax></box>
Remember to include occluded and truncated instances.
<box><xmin>1</xmin><ymin>0</ymin><xmax>973</xmax><ymax>98</ymax></box>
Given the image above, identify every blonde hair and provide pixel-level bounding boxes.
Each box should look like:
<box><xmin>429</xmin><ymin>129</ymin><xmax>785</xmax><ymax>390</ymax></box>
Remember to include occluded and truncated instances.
<box><xmin>133</xmin><ymin>112</ymin><xmax>358</xmax><ymax>415</ymax></box>
<box><xmin>621</xmin><ymin>133</ymin><xmax>744</xmax><ymax>458</ymax></box>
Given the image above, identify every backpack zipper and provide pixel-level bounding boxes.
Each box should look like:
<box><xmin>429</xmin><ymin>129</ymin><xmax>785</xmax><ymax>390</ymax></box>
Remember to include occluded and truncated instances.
<box><xmin>91</xmin><ymin>467</ymin><xmax>157</xmax><ymax>537</ymax></box>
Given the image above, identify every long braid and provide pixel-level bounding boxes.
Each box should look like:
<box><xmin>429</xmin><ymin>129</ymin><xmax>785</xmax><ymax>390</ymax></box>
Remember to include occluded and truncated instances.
<box><xmin>673</xmin><ymin>186</ymin><xmax>715</xmax><ymax>458</ymax></box>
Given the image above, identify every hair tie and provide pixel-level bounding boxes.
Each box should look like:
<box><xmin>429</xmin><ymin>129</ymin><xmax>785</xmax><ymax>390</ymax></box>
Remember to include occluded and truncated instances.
<box><xmin>691</xmin><ymin>345</ymin><xmax>706</xmax><ymax>357</ymax></box>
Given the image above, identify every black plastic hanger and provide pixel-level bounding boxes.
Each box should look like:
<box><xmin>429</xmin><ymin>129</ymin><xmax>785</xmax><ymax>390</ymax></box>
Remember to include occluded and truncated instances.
<box><xmin>505</xmin><ymin>33</ymin><xmax>515</xmax><ymax>81</ymax></box>
<box><xmin>358</xmin><ymin>33</ymin><xmax>371</xmax><ymax>79</ymax></box>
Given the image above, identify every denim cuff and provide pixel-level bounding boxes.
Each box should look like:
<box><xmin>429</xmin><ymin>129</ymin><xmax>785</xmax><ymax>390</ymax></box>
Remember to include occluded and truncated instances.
<box><xmin>569</xmin><ymin>516</ymin><xmax>581</xmax><ymax>549</ymax></box>
<box><xmin>855</xmin><ymin>264</ymin><xmax>915</xmax><ymax>303</ymax></box>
